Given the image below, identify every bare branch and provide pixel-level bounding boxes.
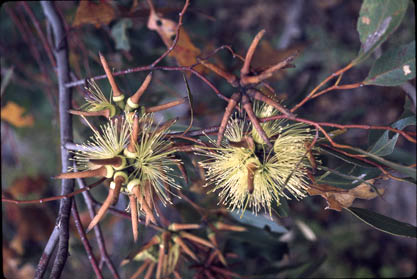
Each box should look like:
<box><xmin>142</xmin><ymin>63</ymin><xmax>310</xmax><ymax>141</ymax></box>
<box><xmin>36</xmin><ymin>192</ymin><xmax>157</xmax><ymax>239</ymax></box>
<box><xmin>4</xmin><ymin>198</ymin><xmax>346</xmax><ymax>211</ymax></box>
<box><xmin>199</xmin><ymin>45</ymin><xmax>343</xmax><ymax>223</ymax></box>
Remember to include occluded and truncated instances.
<box><xmin>41</xmin><ymin>2</ymin><xmax>74</xmax><ymax>278</ymax></box>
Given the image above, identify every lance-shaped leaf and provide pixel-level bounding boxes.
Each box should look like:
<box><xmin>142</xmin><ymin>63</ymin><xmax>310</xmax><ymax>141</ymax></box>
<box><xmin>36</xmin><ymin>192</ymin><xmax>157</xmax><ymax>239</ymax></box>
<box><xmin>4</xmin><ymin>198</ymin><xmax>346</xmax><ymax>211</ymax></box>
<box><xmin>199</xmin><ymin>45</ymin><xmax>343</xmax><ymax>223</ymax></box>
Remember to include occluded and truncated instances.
<box><xmin>316</xmin><ymin>164</ymin><xmax>381</xmax><ymax>189</ymax></box>
<box><xmin>368</xmin><ymin>116</ymin><xmax>416</xmax><ymax>156</ymax></box>
<box><xmin>230</xmin><ymin>211</ymin><xmax>288</xmax><ymax>234</ymax></box>
<box><xmin>346</xmin><ymin>146</ymin><xmax>416</xmax><ymax>181</ymax></box>
<box><xmin>346</xmin><ymin>207</ymin><xmax>417</xmax><ymax>238</ymax></box>
<box><xmin>353</xmin><ymin>0</ymin><xmax>408</xmax><ymax>65</ymax></box>
<box><xmin>364</xmin><ymin>41</ymin><xmax>415</xmax><ymax>86</ymax></box>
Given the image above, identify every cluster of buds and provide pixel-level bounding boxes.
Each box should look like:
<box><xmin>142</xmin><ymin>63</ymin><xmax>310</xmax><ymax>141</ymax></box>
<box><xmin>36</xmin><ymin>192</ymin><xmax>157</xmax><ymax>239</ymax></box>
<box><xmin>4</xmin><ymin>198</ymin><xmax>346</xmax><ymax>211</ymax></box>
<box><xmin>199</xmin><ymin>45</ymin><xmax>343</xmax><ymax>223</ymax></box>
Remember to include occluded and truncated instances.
<box><xmin>70</xmin><ymin>53</ymin><xmax>187</xmax><ymax>119</ymax></box>
<box><xmin>57</xmin><ymin>113</ymin><xmax>182</xmax><ymax>241</ymax></box>
<box><xmin>122</xmin><ymin>221</ymin><xmax>245</xmax><ymax>279</ymax></box>
<box><xmin>56</xmin><ymin>54</ymin><xmax>186</xmax><ymax>241</ymax></box>
<box><xmin>199</xmin><ymin>101</ymin><xmax>317</xmax><ymax>215</ymax></box>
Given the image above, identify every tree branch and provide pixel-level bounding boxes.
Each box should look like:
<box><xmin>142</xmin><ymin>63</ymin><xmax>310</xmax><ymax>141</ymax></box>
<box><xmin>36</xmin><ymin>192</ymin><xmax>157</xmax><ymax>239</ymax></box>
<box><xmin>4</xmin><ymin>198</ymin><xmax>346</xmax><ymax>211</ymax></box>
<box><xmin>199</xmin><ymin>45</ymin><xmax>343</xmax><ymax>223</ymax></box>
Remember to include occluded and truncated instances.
<box><xmin>41</xmin><ymin>2</ymin><xmax>74</xmax><ymax>278</ymax></box>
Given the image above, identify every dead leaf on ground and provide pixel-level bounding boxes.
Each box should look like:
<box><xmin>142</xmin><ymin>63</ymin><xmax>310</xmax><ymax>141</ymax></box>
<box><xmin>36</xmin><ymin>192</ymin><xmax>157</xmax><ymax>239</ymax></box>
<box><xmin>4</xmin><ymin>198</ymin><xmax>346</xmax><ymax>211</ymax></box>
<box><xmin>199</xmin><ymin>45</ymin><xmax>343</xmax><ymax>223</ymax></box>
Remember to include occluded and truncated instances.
<box><xmin>1</xmin><ymin>101</ymin><xmax>34</xmax><ymax>128</ymax></box>
<box><xmin>72</xmin><ymin>0</ymin><xmax>116</xmax><ymax>28</ymax></box>
<box><xmin>3</xmin><ymin>175</ymin><xmax>54</xmax><ymax>255</ymax></box>
<box><xmin>308</xmin><ymin>179</ymin><xmax>384</xmax><ymax>211</ymax></box>
<box><xmin>147</xmin><ymin>7</ymin><xmax>205</xmax><ymax>74</ymax></box>
<box><xmin>4</xmin><ymin>204</ymin><xmax>54</xmax><ymax>255</ymax></box>
<box><xmin>3</xmin><ymin>240</ymin><xmax>35</xmax><ymax>279</ymax></box>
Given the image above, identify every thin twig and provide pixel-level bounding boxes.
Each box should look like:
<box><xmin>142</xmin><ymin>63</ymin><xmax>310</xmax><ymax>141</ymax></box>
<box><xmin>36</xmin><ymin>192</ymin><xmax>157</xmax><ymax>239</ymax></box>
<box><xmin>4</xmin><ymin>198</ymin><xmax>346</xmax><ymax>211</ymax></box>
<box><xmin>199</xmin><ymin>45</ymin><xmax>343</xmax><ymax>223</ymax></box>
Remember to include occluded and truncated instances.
<box><xmin>21</xmin><ymin>1</ymin><xmax>56</xmax><ymax>67</ymax></box>
<box><xmin>310</xmin><ymin>82</ymin><xmax>364</xmax><ymax>99</ymax></box>
<box><xmin>65</xmin><ymin>65</ymin><xmax>229</xmax><ymax>102</ymax></box>
<box><xmin>2</xmin><ymin>178</ymin><xmax>104</xmax><ymax>205</ymax></box>
<box><xmin>149</xmin><ymin>0</ymin><xmax>191</xmax><ymax>67</ymax></box>
<box><xmin>291</xmin><ymin>62</ymin><xmax>354</xmax><ymax>112</ymax></box>
<box><xmin>77</xmin><ymin>177</ymin><xmax>121</xmax><ymax>279</ymax></box>
<box><xmin>71</xmin><ymin>201</ymin><xmax>103</xmax><ymax>279</ymax></box>
<box><xmin>260</xmin><ymin>115</ymin><xmax>416</xmax><ymax>144</ymax></box>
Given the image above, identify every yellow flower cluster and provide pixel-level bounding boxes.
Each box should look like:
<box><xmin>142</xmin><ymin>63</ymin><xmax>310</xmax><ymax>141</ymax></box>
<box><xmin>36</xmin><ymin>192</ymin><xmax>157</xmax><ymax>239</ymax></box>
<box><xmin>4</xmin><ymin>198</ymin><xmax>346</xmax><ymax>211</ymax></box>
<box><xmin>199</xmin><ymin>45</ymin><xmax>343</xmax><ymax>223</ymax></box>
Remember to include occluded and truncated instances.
<box><xmin>199</xmin><ymin>102</ymin><xmax>315</xmax><ymax>215</ymax></box>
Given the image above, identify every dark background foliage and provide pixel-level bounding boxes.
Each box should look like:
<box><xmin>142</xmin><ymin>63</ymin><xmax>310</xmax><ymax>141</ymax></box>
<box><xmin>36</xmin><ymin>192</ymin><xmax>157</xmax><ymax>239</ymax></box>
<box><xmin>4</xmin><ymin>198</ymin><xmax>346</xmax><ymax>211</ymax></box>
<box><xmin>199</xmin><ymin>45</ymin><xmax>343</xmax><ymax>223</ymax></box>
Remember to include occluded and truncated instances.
<box><xmin>1</xmin><ymin>0</ymin><xmax>415</xmax><ymax>278</ymax></box>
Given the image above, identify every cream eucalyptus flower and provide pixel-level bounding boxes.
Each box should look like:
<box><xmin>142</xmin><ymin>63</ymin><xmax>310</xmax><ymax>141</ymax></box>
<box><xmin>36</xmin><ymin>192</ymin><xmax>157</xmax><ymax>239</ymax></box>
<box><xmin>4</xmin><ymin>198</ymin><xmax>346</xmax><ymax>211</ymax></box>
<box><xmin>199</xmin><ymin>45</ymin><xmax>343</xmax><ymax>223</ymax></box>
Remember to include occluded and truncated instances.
<box><xmin>199</xmin><ymin>106</ymin><xmax>315</xmax><ymax>215</ymax></box>
<box><xmin>126</xmin><ymin>114</ymin><xmax>181</xmax><ymax>206</ymax></box>
<box><xmin>251</xmin><ymin>101</ymin><xmax>285</xmax><ymax>144</ymax></box>
<box><xmin>72</xmin><ymin>116</ymin><xmax>130</xmax><ymax>172</ymax></box>
<box><xmin>79</xmin><ymin>79</ymin><xmax>117</xmax><ymax>118</ymax></box>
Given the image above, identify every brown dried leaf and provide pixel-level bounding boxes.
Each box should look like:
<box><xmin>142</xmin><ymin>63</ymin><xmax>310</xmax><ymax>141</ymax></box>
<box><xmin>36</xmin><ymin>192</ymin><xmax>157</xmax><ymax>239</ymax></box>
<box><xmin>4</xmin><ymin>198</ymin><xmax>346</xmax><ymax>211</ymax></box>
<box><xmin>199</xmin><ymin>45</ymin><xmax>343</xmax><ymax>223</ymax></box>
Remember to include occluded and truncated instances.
<box><xmin>251</xmin><ymin>41</ymin><xmax>303</xmax><ymax>81</ymax></box>
<box><xmin>5</xmin><ymin>204</ymin><xmax>54</xmax><ymax>255</ymax></box>
<box><xmin>147</xmin><ymin>8</ymin><xmax>205</xmax><ymax>74</ymax></box>
<box><xmin>7</xmin><ymin>175</ymin><xmax>47</xmax><ymax>198</ymax></box>
<box><xmin>1</xmin><ymin>101</ymin><xmax>34</xmax><ymax>127</ymax></box>
<box><xmin>72</xmin><ymin>0</ymin><xmax>116</xmax><ymax>28</ymax></box>
<box><xmin>308</xmin><ymin>180</ymin><xmax>384</xmax><ymax>211</ymax></box>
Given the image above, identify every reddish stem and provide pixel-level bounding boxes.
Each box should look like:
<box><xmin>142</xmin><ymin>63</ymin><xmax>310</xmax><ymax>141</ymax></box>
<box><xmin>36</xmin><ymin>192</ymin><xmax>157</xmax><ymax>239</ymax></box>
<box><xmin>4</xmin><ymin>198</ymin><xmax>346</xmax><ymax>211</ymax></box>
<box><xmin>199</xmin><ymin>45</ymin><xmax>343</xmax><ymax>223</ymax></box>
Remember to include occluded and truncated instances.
<box><xmin>71</xmin><ymin>201</ymin><xmax>103</xmax><ymax>279</ymax></box>
<box><xmin>259</xmin><ymin>115</ymin><xmax>416</xmax><ymax>144</ymax></box>
<box><xmin>149</xmin><ymin>0</ymin><xmax>191</xmax><ymax>67</ymax></box>
<box><xmin>2</xmin><ymin>178</ymin><xmax>105</xmax><ymax>205</ymax></box>
<box><xmin>21</xmin><ymin>2</ymin><xmax>56</xmax><ymax>67</ymax></box>
<box><xmin>311</xmin><ymin>82</ymin><xmax>363</xmax><ymax>99</ymax></box>
<box><xmin>291</xmin><ymin>62</ymin><xmax>354</xmax><ymax>112</ymax></box>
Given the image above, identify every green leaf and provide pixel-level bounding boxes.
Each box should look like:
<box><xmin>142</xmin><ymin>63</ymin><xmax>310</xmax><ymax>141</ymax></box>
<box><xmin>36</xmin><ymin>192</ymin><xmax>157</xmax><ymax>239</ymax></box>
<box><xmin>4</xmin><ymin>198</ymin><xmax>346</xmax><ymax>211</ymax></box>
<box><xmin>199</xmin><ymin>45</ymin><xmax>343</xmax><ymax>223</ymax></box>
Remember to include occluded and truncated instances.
<box><xmin>347</xmin><ymin>146</ymin><xmax>416</xmax><ymax>180</ymax></box>
<box><xmin>353</xmin><ymin>0</ymin><xmax>409</xmax><ymax>65</ymax></box>
<box><xmin>390</xmin><ymin>115</ymin><xmax>417</xmax><ymax>130</ymax></box>
<box><xmin>368</xmin><ymin>116</ymin><xmax>416</xmax><ymax>153</ymax></box>
<box><xmin>110</xmin><ymin>19</ymin><xmax>132</xmax><ymax>51</ymax></box>
<box><xmin>364</xmin><ymin>41</ymin><xmax>416</xmax><ymax>86</ymax></box>
<box><xmin>346</xmin><ymin>207</ymin><xmax>417</xmax><ymax>238</ymax></box>
<box><xmin>368</xmin><ymin>131</ymin><xmax>399</xmax><ymax>156</ymax></box>
<box><xmin>230</xmin><ymin>211</ymin><xmax>288</xmax><ymax>234</ymax></box>
<box><xmin>320</xmin><ymin>147</ymin><xmax>375</xmax><ymax>169</ymax></box>
<box><xmin>316</xmin><ymin>165</ymin><xmax>380</xmax><ymax>189</ymax></box>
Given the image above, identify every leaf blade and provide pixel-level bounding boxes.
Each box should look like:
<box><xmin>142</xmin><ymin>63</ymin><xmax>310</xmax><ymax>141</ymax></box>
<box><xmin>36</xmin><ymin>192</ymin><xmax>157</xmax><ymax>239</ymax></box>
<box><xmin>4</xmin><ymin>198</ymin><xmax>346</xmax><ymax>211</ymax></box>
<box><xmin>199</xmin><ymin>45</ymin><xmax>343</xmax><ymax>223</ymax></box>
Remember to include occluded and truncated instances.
<box><xmin>353</xmin><ymin>0</ymin><xmax>409</xmax><ymax>65</ymax></box>
<box><xmin>364</xmin><ymin>41</ymin><xmax>416</xmax><ymax>86</ymax></box>
<box><xmin>347</xmin><ymin>146</ymin><xmax>416</xmax><ymax>180</ymax></box>
<box><xmin>346</xmin><ymin>207</ymin><xmax>417</xmax><ymax>238</ymax></box>
<box><xmin>230</xmin><ymin>211</ymin><xmax>288</xmax><ymax>234</ymax></box>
